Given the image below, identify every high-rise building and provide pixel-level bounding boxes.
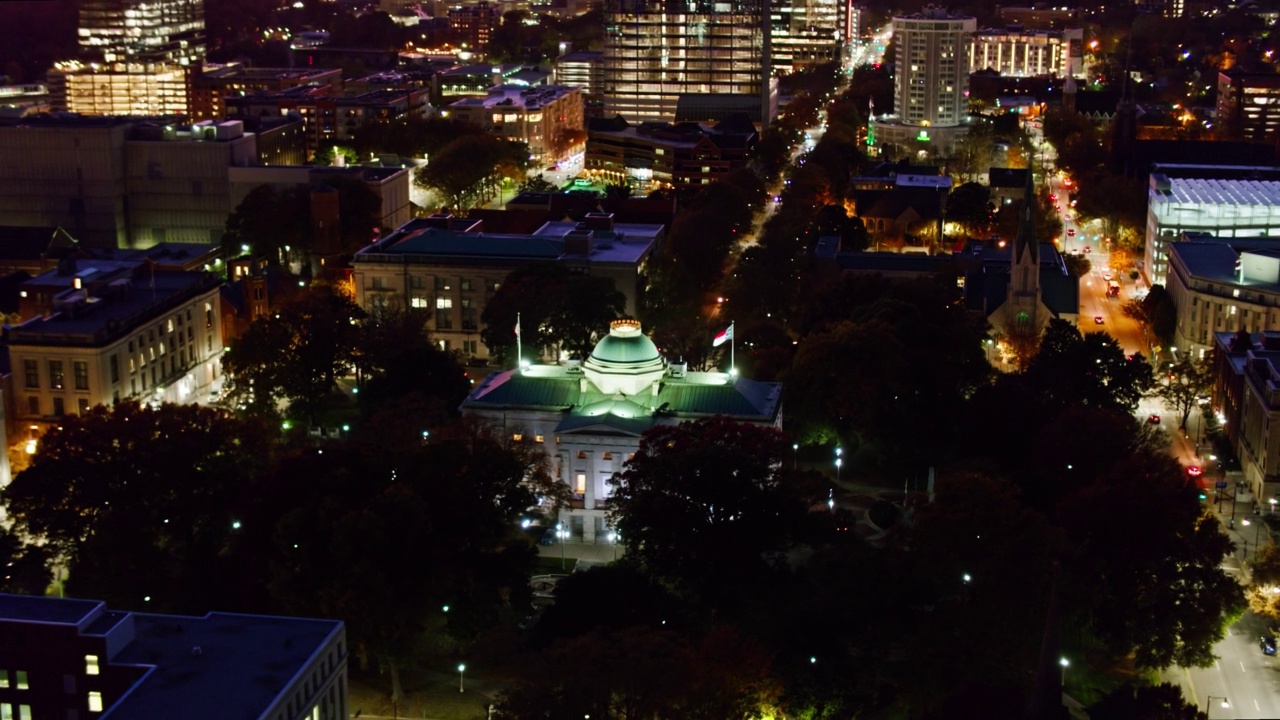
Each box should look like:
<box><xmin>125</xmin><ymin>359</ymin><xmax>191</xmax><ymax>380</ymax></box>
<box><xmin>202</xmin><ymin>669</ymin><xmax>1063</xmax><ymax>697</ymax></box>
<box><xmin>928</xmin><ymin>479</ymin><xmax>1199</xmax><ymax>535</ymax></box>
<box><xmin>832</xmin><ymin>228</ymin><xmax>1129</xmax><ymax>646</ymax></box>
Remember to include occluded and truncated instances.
<box><xmin>602</xmin><ymin>0</ymin><xmax>777</xmax><ymax>125</ymax></box>
<box><xmin>78</xmin><ymin>0</ymin><xmax>205</xmax><ymax>66</ymax></box>
<box><xmin>1216</xmin><ymin>71</ymin><xmax>1280</xmax><ymax>142</ymax></box>
<box><xmin>868</xmin><ymin>8</ymin><xmax>975</xmax><ymax>157</ymax></box>
<box><xmin>770</xmin><ymin>0</ymin><xmax>852</xmax><ymax>75</ymax></box>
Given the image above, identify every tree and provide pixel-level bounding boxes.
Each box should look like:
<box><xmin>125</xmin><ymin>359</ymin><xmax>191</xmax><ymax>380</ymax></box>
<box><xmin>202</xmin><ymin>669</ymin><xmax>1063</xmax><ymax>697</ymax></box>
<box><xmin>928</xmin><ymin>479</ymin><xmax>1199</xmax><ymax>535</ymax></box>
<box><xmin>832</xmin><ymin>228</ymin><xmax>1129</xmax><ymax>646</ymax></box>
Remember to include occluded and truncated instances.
<box><xmin>480</xmin><ymin>265</ymin><xmax>625</xmax><ymax>361</ymax></box>
<box><xmin>0</xmin><ymin>527</ymin><xmax>52</xmax><ymax>596</ymax></box>
<box><xmin>1152</xmin><ymin>356</ymin><xmax>1212</xmax><ymax>429</ymax></box>
<box><xmin>1247</xmin><ymin>544</ymin><xmax>1280</xmax><ymax>622</ymax></box>
<box><xmin>946</xmin><ymin>182</ymin><xmax>994</xmax><ymax>236</ymax></box>
<box><xmin>221</xmin><ymin>184</ymin><xmax>310</xmax><ymax>264</ymax></box>
<box><xmin>518</xmin><ymin>174</ymin><xmax>557</xmax><ymax>192</ymax></box>
<box><xmin>1024</xmin><ymin>318</ymin><xmax>1154</xmax><ymax>413</ymax></box>
<box><xmin>1089</xmin><ymin>683</ymin><xmax>1207</xmax><ymax>720</ymax></box>
<box><xmin>222</xmin><ymin>285</ymin><xmax>365</xmax><ymax>417</ymax></box>
<box><xmin>607</xmin><ymin>418</ymin><xmax>803</xmax><ymax>606</ymax></box>
<box><xmin>268</xmin><ymin>423</ymin><xmax>542</xmax><ymax>702</ymax></box>
<box><xmin>414</xmin><ymin>135</ymin><xmax>498</xmax><ymax>210</ymax></box>
<box><xmin>2</xmin><ymin>402</ymin><xmax>270</xmax><ymax>612</ymax></box>
<box><xmin>1062</xmin><ymin>252</ymin><xmax>1092</xmax><ymax>277</ymax></box>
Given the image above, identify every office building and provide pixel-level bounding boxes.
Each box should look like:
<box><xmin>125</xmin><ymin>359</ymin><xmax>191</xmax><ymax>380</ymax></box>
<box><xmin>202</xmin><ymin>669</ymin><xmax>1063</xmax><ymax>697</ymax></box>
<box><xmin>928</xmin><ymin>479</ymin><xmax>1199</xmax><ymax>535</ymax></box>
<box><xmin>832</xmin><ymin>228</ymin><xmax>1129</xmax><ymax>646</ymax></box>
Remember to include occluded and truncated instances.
<box><xmin>434</xmin><ymin>65</ymin><xmax>551</xmax><ymax>105</ymax></box>
<box><xmin>601</xmin><ymin>0</ymin><xmax>776</xmax><ymax>124</ymax></box>
<box><xmin>352</xmin><ymin>213</ymin><xmax>664</xmax><ymax>359</ymax></box>
<box><xmin>0</xmin><ymin>115</ymin><xmax>258</xmax><ymax>249</ymax></box>
<box><xmin>968</xmin><ymin>27</ymin><xmax>1083</xmax><ymax>78</ymax></box>
<box><xmin>869</xmin><ymin>9</ymin><xmax>975</xmax><ymax>157</ymax></box>
<box><xmin>1216</xmin><ymin>71</ymin><xmax>1280</xmax><ymax>142</ymax></box>
<box><xmin>445</xmin><ymin>85</ymin><xmax>584</xmax><ymax>162</ymax></box>
<box><xmin>448</xmin><ymin>1</ymin><xmax>500</xmax><ymax>50</ymax></box>
<box><xmin>226</xmin><ymin>85</ymin><xmax>431</xmax><ymax>159</ymax></box>
<box><xmin>461</xmin><ymin>319</ymin><xmax>782</xmax><ymax>542</ymax></box>
<box><xmin>190</xmin><ymin>64</ymin><xmax>343</xmax><ymax>121</ymax></box>
<box><xmin>770</xmin><ymin>0</ymin><xmax>852</xmax><ymax>75</ymax></box>
<box><xmin>77</xmin><ymin>0</ymin><xmax>205</xmax><ymax>66</ymax></box>
<box><xmin>554</xmin><ymin>51</ymin><xmax>604</xmax><ymax>115</ymax></box>
<box><xmin>585</xmin><ymin>114</ymin><xmax>758</xmax><ymax>188</ymax></box>
<box><xmin>227</xmin><ymin>165</ymin><xmax>412</xmax><ymax>233</ymax></box>
<box><xmin>9</xmin><ymin>256</ymin><xmax>224</xmax><ymax>420</ymax></box>
<box><xmin>49</xmin><ymin>61</ymin><xmax>190</xmax><ymax>117</ymax></box>
<box><xmin>0</xmin><ymin>593</ymin><xmax>346</xmax><ymax>720</ymax></box>
<box><xmin>1211</xmin><ymin>330</ymin><xmax>1280</xmax><ymax>510</ymax></box>
<box><xmin>1144</xmin><ymin>166</ymin><xmax>1280</xmax><ymax>286</ymax></box>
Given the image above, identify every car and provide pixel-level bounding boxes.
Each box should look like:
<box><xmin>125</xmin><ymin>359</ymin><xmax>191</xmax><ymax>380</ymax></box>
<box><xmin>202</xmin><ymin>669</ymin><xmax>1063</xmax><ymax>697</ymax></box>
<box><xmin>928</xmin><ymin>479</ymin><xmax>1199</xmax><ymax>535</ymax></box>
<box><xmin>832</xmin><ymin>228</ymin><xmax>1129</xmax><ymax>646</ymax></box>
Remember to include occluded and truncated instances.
<box><xmin>1049</xmin><ymin>193</ymin><xmax>1058</xmax><ymax>201</ymax></box>
<box><xmin>1187</xmin><ymin>466</ymin><xmax>1204</xmax><ymax>477</ymax></box>
<box><xmin>1083</xmin><ymin>247</ymin><xmax>1092</xmax><ymax>253</ymax></box>
<box><xmin>1055</xmin><ymin>205</ymin><xmax>1062</xmax><ymax>212</ymax></box>
<box><xmin>1148</xmin><ymin>414</ymin><xmax>1161</xmax><ymax>424</ymax></box>
<box><xmin>1103</xmin><ymin>273</ymin><xmax>1113</xmax><ymax>281</ymax></box>
<box><xmin>1093</xmin><ymin>316</ymin><xmax>1104</xmax><ymax>324</ymax></box>
<box><xmin>1067</xmin><ymin>228</ymin><xmax>1076</xmax><ymax>236</ymax></box>
<box><xmin>538</xmin><ymin>527</ymin><xmax>558</xmax><ymax>546</ymax></box>
<box><xmin>1262</xmin><ymin>636</ymin><xmax>1277</xmax><ymax>655</ymax></box>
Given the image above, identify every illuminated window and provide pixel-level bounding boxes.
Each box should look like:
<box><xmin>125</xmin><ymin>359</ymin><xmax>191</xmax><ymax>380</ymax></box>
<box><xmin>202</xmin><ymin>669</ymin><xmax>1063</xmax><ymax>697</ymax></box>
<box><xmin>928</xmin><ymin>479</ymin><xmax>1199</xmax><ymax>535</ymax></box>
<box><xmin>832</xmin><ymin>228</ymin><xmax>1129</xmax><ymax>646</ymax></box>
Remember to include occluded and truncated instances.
<box><xmin>85</xmin><ymin>655</ymin><xmax>99</xmax><ymax>675</ymax></box>
<box><xmin>436</xmin><ymin>297</ymin><xmax>452</xmax><ymax>310</ymax></box>
<box><xmin>512</xmin><ymin>433</ymin><xmax>523</xmax><ymax>441</ymax></box>
<box><xmin>88</xmin><ymin>692</ymin><xmax>103</xmax><ymax>712</ymax></box>
<box><xmin>410</xmin><ymin>297</ymin><xmax>428</xmax><ymax>308</ymax></box>
<box><xmin>575</xmin><ymin>473</ymin><xmax>586</xmax><ymax>493</ymax></box>
<box><xmin>15</xmin><ymin>672</ymin><xmax>26</xmax><ymax>689</ymax></box>
<box><xmin>0</xmin><ymin>670</ymin><xmax>8</xmax><ymax>688</ymax></box>
<box><xmin>534</xmin><ymin>435</ymin><xmax>544</xmax><ymax>443</ymax></box>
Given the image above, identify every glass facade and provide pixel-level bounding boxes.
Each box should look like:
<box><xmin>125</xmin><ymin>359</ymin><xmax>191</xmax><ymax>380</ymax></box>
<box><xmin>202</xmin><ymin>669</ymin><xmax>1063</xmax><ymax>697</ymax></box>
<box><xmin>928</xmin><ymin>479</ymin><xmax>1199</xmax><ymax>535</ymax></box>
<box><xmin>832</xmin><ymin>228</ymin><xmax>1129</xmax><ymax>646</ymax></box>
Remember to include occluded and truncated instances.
<box><xmin>78</xmin><ymin>0</ymin><xmax>205</xmax><ymax>66</ymax></box>
<box><xmin>769</xmin><ymin>0</ymin><xmax>849</xmax><ymax>75</ymax></box>
<box><xmin>603</xmin><ymin>0</ymin><xmax>771</xmax><ymax>122</ymax></box>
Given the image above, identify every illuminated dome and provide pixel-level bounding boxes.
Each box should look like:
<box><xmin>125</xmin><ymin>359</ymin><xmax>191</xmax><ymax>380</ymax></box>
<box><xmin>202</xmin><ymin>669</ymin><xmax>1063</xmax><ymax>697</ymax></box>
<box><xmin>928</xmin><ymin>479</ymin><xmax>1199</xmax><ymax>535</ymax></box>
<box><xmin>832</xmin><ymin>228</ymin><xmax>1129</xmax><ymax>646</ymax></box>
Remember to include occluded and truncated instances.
<box><xmin>583</xmin><ymin>320</ymin><xmax>666</xmax><ymax>396</ymax></box>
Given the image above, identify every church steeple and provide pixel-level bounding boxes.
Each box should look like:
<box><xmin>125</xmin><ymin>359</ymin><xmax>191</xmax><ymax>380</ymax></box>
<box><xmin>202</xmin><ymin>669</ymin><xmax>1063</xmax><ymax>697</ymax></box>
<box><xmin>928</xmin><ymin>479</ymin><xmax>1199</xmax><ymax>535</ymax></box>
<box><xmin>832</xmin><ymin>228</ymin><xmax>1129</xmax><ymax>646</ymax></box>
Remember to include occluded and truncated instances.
<box><xmin>1013</xmin><ymin>169</ymin><xmax>1038</xmax><ymax>268</ymax></box>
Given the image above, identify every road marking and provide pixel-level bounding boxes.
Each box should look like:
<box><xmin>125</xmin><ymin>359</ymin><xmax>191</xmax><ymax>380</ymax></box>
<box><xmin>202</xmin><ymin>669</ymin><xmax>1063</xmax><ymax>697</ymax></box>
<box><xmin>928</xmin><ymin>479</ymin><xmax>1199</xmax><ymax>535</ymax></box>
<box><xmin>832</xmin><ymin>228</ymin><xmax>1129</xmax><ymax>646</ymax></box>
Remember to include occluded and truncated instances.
<box><xmin>1241</xmin><ymin>660</ymin><xmax>1247</xmax><ymax>672</ymax></box>
<box><xmin>1257</xmin><ymin>698</ymin><xmax>1262</xmax><ymax>711</ymax></box>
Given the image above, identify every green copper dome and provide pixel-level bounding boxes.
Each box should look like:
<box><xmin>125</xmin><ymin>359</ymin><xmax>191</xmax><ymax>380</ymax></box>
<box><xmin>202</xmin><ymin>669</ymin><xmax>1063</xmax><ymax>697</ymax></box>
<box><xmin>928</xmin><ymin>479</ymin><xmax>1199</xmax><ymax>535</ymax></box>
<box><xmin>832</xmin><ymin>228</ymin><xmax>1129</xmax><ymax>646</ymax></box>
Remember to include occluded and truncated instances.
<box><xmin>583</xmin><ymin>320</ymin><xmax>666</xmax><ymax>396</ymax></box>
<box><xmin>589</xmin><ymin>319</ymin><xmax>660</xmax><ymax>365</ymax></box>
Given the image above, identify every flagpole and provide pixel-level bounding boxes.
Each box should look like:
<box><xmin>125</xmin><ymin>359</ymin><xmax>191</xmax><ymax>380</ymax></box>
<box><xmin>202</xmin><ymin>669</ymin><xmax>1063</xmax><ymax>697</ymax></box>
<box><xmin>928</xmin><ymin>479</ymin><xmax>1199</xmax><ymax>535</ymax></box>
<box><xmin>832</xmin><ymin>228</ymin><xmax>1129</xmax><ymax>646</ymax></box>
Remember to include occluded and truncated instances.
<box><xmin>516</xmin><ymin>312</ymin><xmax>522</xmax><ymax>369</ymax></box>
<box><xmin>730</xmin><ymin>320</ymin><xmax>735</xmax><ymax>374</ymax></box>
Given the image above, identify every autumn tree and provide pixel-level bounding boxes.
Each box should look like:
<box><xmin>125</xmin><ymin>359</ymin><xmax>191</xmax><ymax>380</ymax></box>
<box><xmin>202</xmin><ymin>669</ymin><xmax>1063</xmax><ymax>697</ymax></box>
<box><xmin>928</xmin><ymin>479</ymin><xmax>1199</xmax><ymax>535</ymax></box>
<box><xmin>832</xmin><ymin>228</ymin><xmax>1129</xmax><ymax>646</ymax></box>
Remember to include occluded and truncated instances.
<box><xmin>222</xmin><ymin>285</ymin><xmax>365</xmax><ymax>417</ymax></box>
<box><xmin>1152</xmin><ymin>356</ymin><xmax>1212</xmax><ymax>430</ymax></box>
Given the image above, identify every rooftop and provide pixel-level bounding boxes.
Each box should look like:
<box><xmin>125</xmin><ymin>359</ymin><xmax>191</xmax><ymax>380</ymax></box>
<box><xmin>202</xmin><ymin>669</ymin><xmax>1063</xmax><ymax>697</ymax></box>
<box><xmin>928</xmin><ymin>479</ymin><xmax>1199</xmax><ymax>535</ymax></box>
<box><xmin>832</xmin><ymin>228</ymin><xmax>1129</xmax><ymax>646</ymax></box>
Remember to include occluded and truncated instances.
<box><xmin>104</xmin><ymin>612</ymin><xmax>341</xmax><ymax>720</ymax></box>
<box><xmin>449</xmin><ymin>84</ymin><xmax>578</xmax><ymax>111</ymax></box>
<box><xmin>0</xmin><ymin>594</ymin><xmax>103</xmax><ymax>626</ymax></box>
<box><xmin>1156</xmin><ymin>176</ymin><xmax>1280</xmax><ymax>206</ymax></box>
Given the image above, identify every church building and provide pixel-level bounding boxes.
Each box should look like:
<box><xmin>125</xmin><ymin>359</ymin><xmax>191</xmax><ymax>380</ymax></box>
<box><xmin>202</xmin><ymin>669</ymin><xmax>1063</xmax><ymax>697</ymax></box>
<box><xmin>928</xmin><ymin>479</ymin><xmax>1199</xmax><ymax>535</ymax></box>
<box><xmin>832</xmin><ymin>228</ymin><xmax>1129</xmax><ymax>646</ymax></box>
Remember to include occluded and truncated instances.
<box><xmin>461</xmin><ymin>319</ymin><xmax>784</xmax><ymax>542</ymax></box>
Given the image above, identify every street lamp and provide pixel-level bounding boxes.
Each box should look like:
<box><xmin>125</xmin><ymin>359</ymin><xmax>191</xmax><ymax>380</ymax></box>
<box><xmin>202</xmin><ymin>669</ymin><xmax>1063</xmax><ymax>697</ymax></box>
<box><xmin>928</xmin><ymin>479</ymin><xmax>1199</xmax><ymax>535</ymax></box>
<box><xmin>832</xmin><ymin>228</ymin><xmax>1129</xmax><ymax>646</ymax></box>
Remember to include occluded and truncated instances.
<box><xmin>458</xmin><ymin>663</ymin><xmax>466</xmax><ymax>693</ymax></box>
<box><xmin>1206</xmin><ymin>696</ymin><xmax>1229</xmax><ymax>716</ymax></box>
<box><xmin>1271</xmin><ymin>497</ymin><xmax>1277</xmax><ymax>515</ymax></box>
<box><xmin>556</xmin><ymin>522</ymin><xmax>570</xmax><ymax>569</ymax></box>
<box><xmin>793</xmin><ymin>443</ymin><xmax>799</xmax><ymax>469</ymax></box>
<box><xmin>1245</xmin><ymin>518</ymin><xmax>1263</xmax><ymax>547</ymax></box>
<box><xmin>1059</xmin><ymin>657</ymin><xmax>1069</xmax><ymax>686</ymax></box>
<box><xmin>835</xmin><ymin>457</ymin><xmax>842</xmax><ymax>484</ymax></box>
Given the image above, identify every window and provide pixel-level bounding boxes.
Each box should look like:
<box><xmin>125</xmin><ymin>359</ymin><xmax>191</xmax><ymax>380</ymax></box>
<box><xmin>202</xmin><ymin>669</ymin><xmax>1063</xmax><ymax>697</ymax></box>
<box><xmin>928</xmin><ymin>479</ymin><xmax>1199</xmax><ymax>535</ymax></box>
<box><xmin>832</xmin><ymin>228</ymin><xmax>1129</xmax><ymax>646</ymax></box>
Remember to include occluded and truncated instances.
<box><xmin>575</xmin><ymin>473</ymin><xmax>586</xmax><ymax>494</ymax></box>
<box><xmin>22</xmin><ymin>360</ymin><xmax>37</xmax><ymax>389</ymax></box>
<box><xmin>0</xmin><ymin>704</ymin><xmax>9</xmax><ymax>720</ymax></box>
<box><xmin>74</xmin><ymin>362</ymin><xmax>89</xmax><ymax>390</ymax></box>
<box><xmin>16</xmin><ymin>707</ymin><xmax>28</xmax><ymax>720</ymax></box>
<box><xmin>435</xmin><ymin>277</ymin><xmax>451</xmax><ymax>290</ymax></box>
<box><xmin>53</xmin><ymin>398</ymin><xmax>65</xmax><ymax>417</ymax></box>
<box><xmin>534</xmin><ymin>435</ymin><xmax>545</xmax><ymax>443</ymax></box>
<box><xmin>87</xmin><ymin>693</ymin><xmax>103</xmax><ymax>713</ymax></box>
<box><xmin>436</xmin><ymin>297</ymin><xmax>453</xmax><ymax>310</ymax></box>
<box><xmin>166</xmin><ymin>318</ymin><xmax>174</xmax><ymax>332</ymax></box>
<box><xmin>512</xmin><ymin>433</ymin><xmax>523</xmax><ymax>442</ymax></box>
<box><xmin>410</xmin><ymin>296</ymin><xmax>428</xmax><ymax>308</ymax></box>
<box><xmin>49</xmin><ymin>361</ymin><xmax>64</xmax><ymax>390</ymax></box>
<box><xmin>205</xmin><ymin>302</ymin><xmax>213</xmax><ymax>329</ymax></box>
<box><xmin>77</xmin><ymin>399</ymin><xmax>89</xmax><ymax>415</ymax></box>
<box><xmin>110</xmin><ymin>356</ymin><xmax>119</xmax><ymax>384</ymax></box>
<box><xmin>15</xmin><ymin>672</ymin><xmax>27</xmax><ymax>689</ymax></box>
<box><xmin>0</xmin><ymin>669</ymin><xmax>8</xmax><ymax>687</ymax></box>
<box><xmin>460</xmin><ymin>279</ymin><xmax>473</xmax><ymax>291</ymax></box>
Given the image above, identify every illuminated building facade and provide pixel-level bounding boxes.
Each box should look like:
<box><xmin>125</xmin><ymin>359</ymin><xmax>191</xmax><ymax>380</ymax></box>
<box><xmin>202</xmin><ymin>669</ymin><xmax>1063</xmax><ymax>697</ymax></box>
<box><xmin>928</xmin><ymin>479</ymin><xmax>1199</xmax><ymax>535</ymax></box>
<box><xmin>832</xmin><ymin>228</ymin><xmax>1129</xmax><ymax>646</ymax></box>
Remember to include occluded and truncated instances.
<box><xmin>770</xmin><ymin>0</ymin><xmax>854</xmax><ymax>75</ymax></box>
<box><xmin>49</xmin><ymin>61</ymin><xmax>190</xmax><ymax>116</ymax></box>
<box><xmin>968</xmin><ymin>27</ymin><xmax>1083</xmax><ymax>78</ymax></box>
<box><xmin>869</xmin><ymin>9</ymin><xmax>974</xmax><ymax>156</ymax></box>
<box><xmin>448</xmin><ymin>1</ymin><xmax>500</xmax><ymax>50</ymax></box>
<box><xmin>1217</xmin><ymin>71</ymin><xmax>1280</xmax><ymax>142</ymax></box>
<box><xmin>445</xmin><ymin>85</ymin><xmax>584</xmax><ymax>162</ymax></box>
<box><xmin>602</xmin><ymin>0</ymin><xmax>776</xmax><ymax>124</ymax></box>
<box><xmin>78</xmin><ymin>0</ymin><xmax>205</xmax><ymax>66</ymax></box>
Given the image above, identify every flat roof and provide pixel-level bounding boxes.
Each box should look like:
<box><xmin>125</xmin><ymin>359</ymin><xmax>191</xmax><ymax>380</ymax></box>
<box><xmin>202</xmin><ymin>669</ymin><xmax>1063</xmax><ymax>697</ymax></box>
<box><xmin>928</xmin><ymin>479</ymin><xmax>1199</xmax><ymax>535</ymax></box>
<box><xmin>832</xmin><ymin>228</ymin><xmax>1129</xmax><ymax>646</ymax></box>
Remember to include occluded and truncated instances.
<box><xmin>103</xmin><ymin>612</ymin><xmax>341</xmax><ymax>720</ymax></box>
<box><xmin>11</xmin><ymin>271</ymin><xmax>219</xmax><ymax>345</ymax></box>
<box><xmin>358</xmin><ymin>218</ymin><xmax>663</xmax><ymax>266</ymax></box>
<box><xmin>0</xmin><ymin>594</ymin><xmax>102</xmax><ymax>626</ymax></box>
<box><xmin>1163</xmin><ymin>177</ymin><xmax>1280</xmax><ymax>206</ymax></box>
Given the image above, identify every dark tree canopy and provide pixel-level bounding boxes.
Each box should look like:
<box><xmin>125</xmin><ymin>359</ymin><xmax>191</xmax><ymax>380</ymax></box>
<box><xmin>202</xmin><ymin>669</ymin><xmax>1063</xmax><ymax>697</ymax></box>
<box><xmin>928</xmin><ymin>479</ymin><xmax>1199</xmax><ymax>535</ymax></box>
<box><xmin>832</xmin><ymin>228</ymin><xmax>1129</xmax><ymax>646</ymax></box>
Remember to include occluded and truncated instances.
<box><xmin>480</xmin><ymin>264</ymin><xmax>626</xmax><ymax>361</ymax></box>
<box><xmin>1024</xmin><ymin>318</ymin><xmax>1154</xmax><ymax>413</ymax></box>
<box><xmin>2</xmin><ymin>402</ymin><xmax>270</xmax><ymax>612</ymax></box>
